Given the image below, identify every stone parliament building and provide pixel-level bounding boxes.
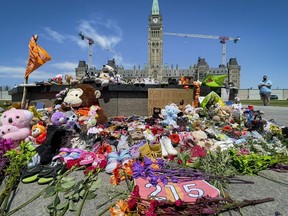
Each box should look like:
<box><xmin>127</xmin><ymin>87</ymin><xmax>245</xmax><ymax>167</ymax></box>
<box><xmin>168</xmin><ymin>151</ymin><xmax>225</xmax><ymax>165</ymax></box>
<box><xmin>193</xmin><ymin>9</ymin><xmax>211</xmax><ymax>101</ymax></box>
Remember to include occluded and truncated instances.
<box><xmin>75</xmin><ymin>0</ymin><xmax>241</xmax><ymax>89</ymax></box>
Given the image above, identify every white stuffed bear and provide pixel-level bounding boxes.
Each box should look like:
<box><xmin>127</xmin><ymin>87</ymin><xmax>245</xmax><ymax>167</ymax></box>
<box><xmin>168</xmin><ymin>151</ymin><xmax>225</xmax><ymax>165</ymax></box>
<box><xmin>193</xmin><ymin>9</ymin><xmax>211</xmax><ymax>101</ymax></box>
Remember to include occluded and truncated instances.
<box><xmin>95</xmin><ymin>65</ymin><xmax>115</xmax><ymax>87</ymax></box>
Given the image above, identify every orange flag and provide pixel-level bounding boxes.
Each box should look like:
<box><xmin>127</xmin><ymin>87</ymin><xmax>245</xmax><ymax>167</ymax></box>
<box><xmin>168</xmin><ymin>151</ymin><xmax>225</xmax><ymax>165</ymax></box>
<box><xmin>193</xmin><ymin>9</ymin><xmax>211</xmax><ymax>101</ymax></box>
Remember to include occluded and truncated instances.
<box><xmin>25</xmin><ymin>35</ymin><xmax>51</xmax><ymax>78</ymax></box>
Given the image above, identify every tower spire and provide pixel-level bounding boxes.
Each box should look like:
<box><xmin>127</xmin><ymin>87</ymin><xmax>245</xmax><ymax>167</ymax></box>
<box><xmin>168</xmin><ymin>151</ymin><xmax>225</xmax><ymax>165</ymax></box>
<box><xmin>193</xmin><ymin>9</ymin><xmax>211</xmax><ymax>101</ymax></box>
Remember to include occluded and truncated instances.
<box><xmin>151</xmin><ymin>0</ymin><xmax>159</xmax><ymax>15</ymax></box>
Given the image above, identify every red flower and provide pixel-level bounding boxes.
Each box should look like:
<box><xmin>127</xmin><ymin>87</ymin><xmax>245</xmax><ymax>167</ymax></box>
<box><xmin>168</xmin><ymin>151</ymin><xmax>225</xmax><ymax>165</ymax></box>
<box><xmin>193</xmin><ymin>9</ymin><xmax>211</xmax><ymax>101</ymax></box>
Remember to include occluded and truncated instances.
<box><xmin>174</xmin><ymin>199</ymin><xmax>183</xmax><ymax>207</ymax></box>
<box><xmin>147</xmin><ymin>200</ymin><xmax>159</xmax><ymax>213</ymax></box>
<box><xmin>98</xmin><ymin>159</ymin><xmax>107</xmax><ymax>169</ymax></box>
<box><xmin>167</xmin><ymin>155</ymin><xmax>175</xmax><ymax>161</ymax></box>
<box><xmin>191</xmin><ymin>145</ymin><xmax>206</xmax><ymax>157</ymax></box>
<box><xmin>169</xmin><ymin>134</ymin><xmax>180</xmax><ymax>144</ymax></box>
<box><xmin>83</xmin><ymin>166</ymin><xmax>97</xmax><ymax>175</ymax></box>
<box><xmin>222</xmin><ymin>125</ymin><xmax>233</xmax><ymax>132</ymax></box>
<box><xmin>66</xmin><ymin>158</ymin><xmax>82</xmax><ymax>170</ymax></box>
<box><xmin>127</xmin><ymin>185</ymin><xmax>140</xmax><ymax>210</ymax></box>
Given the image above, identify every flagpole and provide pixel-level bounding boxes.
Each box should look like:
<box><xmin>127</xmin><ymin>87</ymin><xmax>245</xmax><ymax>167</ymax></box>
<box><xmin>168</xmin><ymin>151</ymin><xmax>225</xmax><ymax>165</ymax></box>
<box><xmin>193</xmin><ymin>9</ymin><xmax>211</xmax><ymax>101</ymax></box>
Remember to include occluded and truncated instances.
<box><xmin>21</xmin><ymin>77</ymin><xmax>28</xmax><ymax>109</ymax></box>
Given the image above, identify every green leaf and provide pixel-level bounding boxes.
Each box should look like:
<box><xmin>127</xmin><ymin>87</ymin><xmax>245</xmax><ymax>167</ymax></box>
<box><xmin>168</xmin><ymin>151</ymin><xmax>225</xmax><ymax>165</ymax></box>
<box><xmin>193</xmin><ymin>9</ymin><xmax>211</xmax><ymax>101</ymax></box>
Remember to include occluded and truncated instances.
<box><xmin>62</xmin><ymin>176</ymin><xmax>75</xmax><ymax>182</ymax></box>
<box><xmin>79</xmin><ymin>189</ymin><xmax>86</xmax><ymax>199</ymax></box>
<box><xmin>69</xmin><ymin>200</ymin><xmax>78</xmax><ymax>212</ymax></box>
<box><xmin>61</xmin><ymin>181</ymin><xmax>75</xmax><ymax>189</ymax></box>
<box><xmin>47</xmin><ymin>202</ymin><xmax>55</xmax><ymax>210</ymax></box>
<box><xmin>88</xmin><ymin>178</ymin><xmax>102</xmax><ymax>191</ymax></box>
<box><xmin>73</xmin><ymin>181</ymin><xmax>84</xmax><ymax>192</ymax></box>
<box><xmin>44</xmin><ymin>186</ymin><xmax>56</xmax><ymax>198</ymax></box>
<box><xmin>45</xmin><ymin>206</ymin><xmax>54</xmax><ymax>214</ymax></box>
<box><xmin>64</xmin><ymin>191</ymin><xmax>75</xmax><ymax>199</ymax></box>
<box><xmin>72</xmin><ymin>193</ymin><xmax>80</xmax><ymax>202</ymax></box>
<box><xmin>86</xmin><ymin>191</ymin><xmax>97</xmax><ymax>200</ymax></box>
<box><xmin>56</xmin><ymin>201</ymin><xmax>69</xmax><ymax>210</ymax></box>
<box><xmin>53</xmin><ymin>194</ymin><xmax>61</xmax><ymax>206</ymax></box>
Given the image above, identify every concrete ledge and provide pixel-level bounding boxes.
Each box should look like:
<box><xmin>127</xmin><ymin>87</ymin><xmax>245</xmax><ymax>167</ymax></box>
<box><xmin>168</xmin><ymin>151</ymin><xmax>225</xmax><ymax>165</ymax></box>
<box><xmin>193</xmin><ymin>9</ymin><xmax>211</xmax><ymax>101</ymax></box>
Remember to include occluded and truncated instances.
<box><xmin>9</xmin><ymin>83</ymin><xmax>216</xmax><ymax>117</ymax></box>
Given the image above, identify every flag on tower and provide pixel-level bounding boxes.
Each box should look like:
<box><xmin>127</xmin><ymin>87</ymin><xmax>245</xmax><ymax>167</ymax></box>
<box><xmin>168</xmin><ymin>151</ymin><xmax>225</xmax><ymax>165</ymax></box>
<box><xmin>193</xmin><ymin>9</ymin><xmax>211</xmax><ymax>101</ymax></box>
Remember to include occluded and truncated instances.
<box><xmin>202</xmin><ymin>74</ymin><xmax>227</xmax><ymax>87</ymax></box>
<box><xmin>25</xmin><ymin>35</ymin><xmax>51</xmax><ymax>78</ymax></box>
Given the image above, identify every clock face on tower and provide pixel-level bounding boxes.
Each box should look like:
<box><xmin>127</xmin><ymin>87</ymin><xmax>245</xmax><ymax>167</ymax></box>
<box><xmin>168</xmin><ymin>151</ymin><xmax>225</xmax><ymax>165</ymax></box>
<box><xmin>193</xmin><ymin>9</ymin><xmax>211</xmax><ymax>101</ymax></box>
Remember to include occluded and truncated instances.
<box><xmin>152</xmin><ymin>17</ymin><xmax>158</xmax><ymax>24</ymax></box>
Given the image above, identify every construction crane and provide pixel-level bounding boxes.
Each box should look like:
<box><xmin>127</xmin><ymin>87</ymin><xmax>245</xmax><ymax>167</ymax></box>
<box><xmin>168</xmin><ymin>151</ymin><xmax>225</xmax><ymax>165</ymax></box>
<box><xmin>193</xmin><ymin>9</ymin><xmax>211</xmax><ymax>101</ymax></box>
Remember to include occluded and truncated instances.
<box><xmin>79</xmin><ymin>32</ymin><xmax>118</xmax><ymax>69</ymax></box>
<box><xmin>164</xmin><ymin>32</ymin><xmax>240</xmax><ymax>66</ymax></box>
<box><xmin>79</xmin><ymin>32</ymin><xmax>95</xmax><ymax>69</ymax></box>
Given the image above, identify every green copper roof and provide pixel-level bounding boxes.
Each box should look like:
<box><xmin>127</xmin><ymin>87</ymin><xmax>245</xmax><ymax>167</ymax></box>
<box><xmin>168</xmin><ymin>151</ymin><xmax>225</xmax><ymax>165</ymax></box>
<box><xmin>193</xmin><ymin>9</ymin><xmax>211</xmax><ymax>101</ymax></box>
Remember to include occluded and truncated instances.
<box><xmin>152</xmin><ymin>0</ymin><xmax>160</xmax><ymax>15</ymax></box>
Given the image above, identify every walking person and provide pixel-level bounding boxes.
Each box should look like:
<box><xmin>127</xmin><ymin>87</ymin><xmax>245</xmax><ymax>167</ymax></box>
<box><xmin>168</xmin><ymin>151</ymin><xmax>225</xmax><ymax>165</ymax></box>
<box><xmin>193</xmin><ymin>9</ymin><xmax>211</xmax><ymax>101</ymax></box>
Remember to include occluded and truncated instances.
<box><xmin>258</xmin><ymin>75</ymin><xmax>272</xmax><ymax>106</ymax></box>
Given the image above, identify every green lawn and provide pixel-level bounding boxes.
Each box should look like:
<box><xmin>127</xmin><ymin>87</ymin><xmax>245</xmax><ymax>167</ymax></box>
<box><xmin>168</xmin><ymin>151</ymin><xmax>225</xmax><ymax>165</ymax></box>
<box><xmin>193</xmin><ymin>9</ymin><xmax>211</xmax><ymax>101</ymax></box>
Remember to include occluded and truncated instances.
<box><xmin>241</xmin><ymin>100</ymin><xmax>288</xmax><ymax>107</ymax></box>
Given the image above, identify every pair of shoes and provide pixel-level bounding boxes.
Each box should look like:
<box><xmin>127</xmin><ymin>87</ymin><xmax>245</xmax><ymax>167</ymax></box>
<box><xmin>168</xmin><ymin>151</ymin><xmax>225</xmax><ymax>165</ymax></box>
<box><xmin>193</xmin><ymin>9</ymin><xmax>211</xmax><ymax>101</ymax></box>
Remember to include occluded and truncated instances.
<box><xmin>105</xmin><ymin>152</ymin><xmax>120</xmax><ymax>174</ymax></box>
<box><xmin>52</xmin><ymin>148</ymin><xmax>84</xmax><ymax>163</ymax></box>
<box><xmin>79</xmin><ymin>151</ymin><xmax>97</xmax><ymax>166</ymax></box>
<box><xmin>159</xmin><ymin>136</ymin><xmax>178</xmax><ymax>157</ymax></box>
<box><xmin>139</xmin><ymin>142</ymin><xmax>162</xmax><ymax>159</ymax></box>
<box><xmin>105</xmin><ymin>150</ymin><xmax>132</xmax><ymax>174</ymax></box>
<box><xmin>91</xmin><ymin>153</ymin><xmax>107</xmax><ymax>167</ymax></box>
<box><xmin>21</xmin><ymin>160</ymin><xmax>66</xmax><ymax>184</ymax></box>
<box><xmin>37</xmin><ymin>160</ymin><xmax>67</xmax><ymax>184</ymax></box>
<box><xmin>21</xmin><ymin>163</ymin><xmax>42</xmax><ymax>183</ymax></box>
<box><xmin>117</xmin><ymin>135</ymin><xmax>130</xmax><ymax>151</ymax></box>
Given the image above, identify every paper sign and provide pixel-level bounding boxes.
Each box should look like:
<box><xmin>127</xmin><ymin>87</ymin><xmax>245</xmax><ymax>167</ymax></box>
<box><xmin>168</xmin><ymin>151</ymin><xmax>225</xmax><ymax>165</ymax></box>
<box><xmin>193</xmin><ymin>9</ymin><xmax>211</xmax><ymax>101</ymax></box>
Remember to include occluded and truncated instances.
<box><xmin>135</xmin><ymin>178</ymin><xmax>220</xmax><ymax>203</ymax></box>
<box><xmin>148</xmin><ymin>88</ymin><xmax>193</xmax><ymax>116</ymax></box>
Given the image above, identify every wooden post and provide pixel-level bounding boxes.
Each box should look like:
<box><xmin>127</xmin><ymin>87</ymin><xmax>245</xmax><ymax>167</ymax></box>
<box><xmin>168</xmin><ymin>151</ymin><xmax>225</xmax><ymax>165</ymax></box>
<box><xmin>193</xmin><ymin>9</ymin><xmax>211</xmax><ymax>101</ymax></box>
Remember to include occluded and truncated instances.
<box><xmin>21</xmin><ymin>77</ymin><xmax>28</xmax><ymax>109</ymax></box>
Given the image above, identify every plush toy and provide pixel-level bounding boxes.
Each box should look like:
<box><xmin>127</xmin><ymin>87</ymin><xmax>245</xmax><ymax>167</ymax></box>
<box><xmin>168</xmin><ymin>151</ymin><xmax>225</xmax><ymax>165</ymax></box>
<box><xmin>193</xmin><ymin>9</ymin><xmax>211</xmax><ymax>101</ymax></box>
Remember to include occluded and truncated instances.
<box><xmin>31</xmin><ymin>122</ymin><xmax>47</xmax><ymax>145</ymax></box>
<box><xmin>51</xmin><ymin>111</ymin><xmax>67</xmax><ymax>126</ymax></box>
<box><xmin>63</xmin><ymin>84</ymin><xmax>101</xmax><ymax>108</ymax></box>
<box><xmin>0</xmin><ymin>125</ymin><xmax>19</xmax><ymax>139</ymax></box>
<box><xmin>52</xmin><ymin>74</ymin><xmax>63</xmax><ymax>85</ymax></box>
<box><xmin>191</xmin><ymin>130</ymin><xmax>214</xmax><ymax>149</ymax></box>
<box><xmin>161</xmin><ymin>103</ymin><xmax>180</xmax><ymax>127</ymax></box>
<box><xmin>86</xmin><ymin>105</ymin><xmax>99</xmax><ymax>129</ymax></box>
<box><xmin>65</xmin><ymin>74</ymin><xmax>79</xmax><ymax>85</ymax></box>
<box><xmin>62</xmin><ymin>84</ymin><xmax>108</xmax><ymax>124</ymax></box>
<box><xmin>95</xmin><ymin>65</ymin><xmax>115</xmax><ymax>87</ymax></box>
<box><xmin>0</xmin><ymin>108</ymin><xmax>33</xmax><ymax>144</ymax></box>
<box><xmin>65</xmin><ymin>110</ymin><xmax>81</xmax><ymax>132</ymax></box>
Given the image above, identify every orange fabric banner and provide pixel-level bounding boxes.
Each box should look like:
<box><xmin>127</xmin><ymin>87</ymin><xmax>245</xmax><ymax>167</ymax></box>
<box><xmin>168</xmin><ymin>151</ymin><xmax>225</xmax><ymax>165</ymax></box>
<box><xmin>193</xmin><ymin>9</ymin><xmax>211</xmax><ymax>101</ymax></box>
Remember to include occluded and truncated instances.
<box><xmin>25</xmin><ymin>35</ymin><xmax>51</xmax><ymax>78</ymax></box>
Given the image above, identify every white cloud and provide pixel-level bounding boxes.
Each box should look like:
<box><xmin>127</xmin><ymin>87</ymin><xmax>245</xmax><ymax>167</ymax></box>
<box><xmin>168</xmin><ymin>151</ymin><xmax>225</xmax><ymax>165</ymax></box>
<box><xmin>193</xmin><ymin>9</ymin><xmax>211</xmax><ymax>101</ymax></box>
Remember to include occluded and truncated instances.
<box><xmin>43</xmin><ymin>27</ymin><xmax>66</xmax><ymax>43</ymax></box>
<box><xmin>77</xmin><ymin>20</ymin><xmax>122</xmax><ymax>52</ymax></box>
<box><xmin>0</xmin><ymin>66</ymin><xmax>26</xmax><ymax>78</ymax></box>
<box><xmin>50</xmin><ymin>62</ymin><xmax>78</xmax><ymax>70</ymax></box>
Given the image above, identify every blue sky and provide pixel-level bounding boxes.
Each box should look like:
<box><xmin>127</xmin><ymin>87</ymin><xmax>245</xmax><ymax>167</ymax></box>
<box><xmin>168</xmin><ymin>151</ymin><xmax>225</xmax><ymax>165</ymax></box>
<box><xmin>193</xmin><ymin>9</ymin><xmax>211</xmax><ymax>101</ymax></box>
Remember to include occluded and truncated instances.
<box><xmin>0</xmin><ymin>0</ymin><xmax>287</xmax><ymax>89</ymax></box>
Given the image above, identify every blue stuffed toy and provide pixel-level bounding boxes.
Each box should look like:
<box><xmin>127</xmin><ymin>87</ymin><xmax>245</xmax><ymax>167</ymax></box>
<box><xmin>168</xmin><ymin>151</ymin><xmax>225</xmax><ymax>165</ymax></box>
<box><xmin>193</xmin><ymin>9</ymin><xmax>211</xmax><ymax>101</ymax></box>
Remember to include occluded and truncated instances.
<box><xmin>161</xmin><ymin>103</ymin><xmax>180</xmax><ymax>127</ymax></box>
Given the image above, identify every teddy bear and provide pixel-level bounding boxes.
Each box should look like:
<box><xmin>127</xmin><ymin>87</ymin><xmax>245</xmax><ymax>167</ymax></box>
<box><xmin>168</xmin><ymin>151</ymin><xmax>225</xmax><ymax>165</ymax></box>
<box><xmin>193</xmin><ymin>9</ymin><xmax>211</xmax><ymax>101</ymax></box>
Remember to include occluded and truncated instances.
<box><xmin>31</xmin><ymin>122</ymin><xmax>47</xmax><ymax>145</ymax></box>
<box><xmin>94</xmin><ymin>65</ymin><xmax>115</xmax><ymax>87</ymax></box>
<box><xmin>62</xmin><ymin>84</ymin><xmax>108</xmax><ymax>124</ymax></box>
<box><xmin>161</xmin><ymin>103</ymin><xmax>180</xmax><ymax>127</ymax></box>
<box><xmin>0</xmin><ymin>108</ymin><xmax>33</xmax><ymax>145</ymax></box>
<box><xmin>191</xmin><ymin>130</ymin><xmax>214</xmax><ymax>150</ymax></box>
<box><xmin>50</xmin><ymin>111</ymin><xmax>67</xmax><ymax>126</ymax></box>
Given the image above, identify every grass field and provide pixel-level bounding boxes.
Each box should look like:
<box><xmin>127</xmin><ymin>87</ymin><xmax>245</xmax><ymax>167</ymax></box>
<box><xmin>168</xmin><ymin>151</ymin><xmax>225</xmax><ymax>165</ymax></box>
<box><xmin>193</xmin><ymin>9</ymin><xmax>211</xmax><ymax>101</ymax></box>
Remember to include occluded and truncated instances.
<box><xmin>241</xmin><ymin>100</ymin><xmax>288</xmax><ymax>107</ymax></box>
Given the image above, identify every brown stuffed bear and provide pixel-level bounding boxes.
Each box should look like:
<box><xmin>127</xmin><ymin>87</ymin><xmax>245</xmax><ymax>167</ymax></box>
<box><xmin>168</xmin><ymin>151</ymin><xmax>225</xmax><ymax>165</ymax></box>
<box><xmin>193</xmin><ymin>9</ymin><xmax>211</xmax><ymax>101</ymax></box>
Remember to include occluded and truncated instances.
<box><xmin>63</xmin><ymin>84</ymin><xmax>108</xmax><ymax>124</ymax></box>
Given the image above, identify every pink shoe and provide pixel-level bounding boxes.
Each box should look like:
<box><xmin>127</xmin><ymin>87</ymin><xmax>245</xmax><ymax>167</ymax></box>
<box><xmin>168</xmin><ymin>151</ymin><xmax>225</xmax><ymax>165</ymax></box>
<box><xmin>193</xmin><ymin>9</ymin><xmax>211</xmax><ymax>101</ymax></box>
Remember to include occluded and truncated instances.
<box><xmin>63</xmin><ymin>148</ymin><xmax>85</xmax><ymax>163</ymax></box>
<box><xmin>79</xmin><ymin>151</ymin><xmax>96</xmax><ymax>166</ymax></box>
<box><xmin>52</xmin><ymin>147</ymin><xmax>71</xmax><ymax>161</ymax></box>
<box><xmin>92</xmin><ymin>153</ymin><xmax>106</xmax><ymax>166</ymax></box>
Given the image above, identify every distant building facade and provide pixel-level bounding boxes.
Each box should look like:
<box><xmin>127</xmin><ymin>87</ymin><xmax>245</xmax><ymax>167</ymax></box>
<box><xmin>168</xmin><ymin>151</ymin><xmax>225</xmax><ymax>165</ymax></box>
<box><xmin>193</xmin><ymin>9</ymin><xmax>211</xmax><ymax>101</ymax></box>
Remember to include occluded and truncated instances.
<box><xmin>75</xmin><ymin>0</ymin><xmax>241</xmax><ymax>88</ymax></box>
